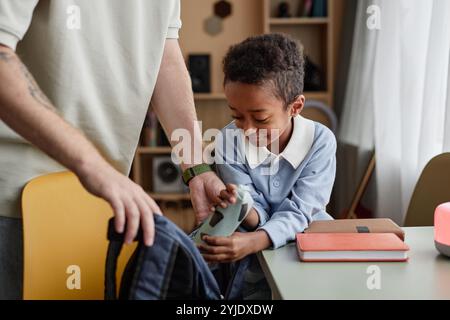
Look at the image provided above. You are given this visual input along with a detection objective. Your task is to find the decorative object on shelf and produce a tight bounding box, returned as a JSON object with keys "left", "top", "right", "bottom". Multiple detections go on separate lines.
{"left": 312, "top": 0, "right": 328, "bottom": 17}
{"left": 204, "top": 1, "right": 233, "bottom": 36}
{"left": 214, "top": 0, "right": 232, "bottom": 19}
{"left": 157, "top": 122, "right": 171, "bottom": 147}
{"left": 300, "top": 0, "right": 313, "bottom": 17}
{"left": 204, "top": 15, "right": 223, "bottom": 36}
{"left": 152, "top": 156, "right": 187, "bottom": 193}
{"left": 188, "top": 54, "right": 211, "bottom": 93}
{"left": 141, "top": 114, "right": 152, "bottom": 147}
{"left": 277, "top": 2, "right": 291, "bottom": 18}
{"left": 141, "top": 110, "right": 158, "bottom": 147}
{"left": 303, "top": 100, "right": 337, "bottom": 133}
{"left": 304, "top": 55, "right": 325, "bottom": 92}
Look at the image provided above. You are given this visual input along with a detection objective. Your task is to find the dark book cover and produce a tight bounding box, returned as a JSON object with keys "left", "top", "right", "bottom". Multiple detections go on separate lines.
{"left": 312, "top": 0, "right": 327, "bottom": 17}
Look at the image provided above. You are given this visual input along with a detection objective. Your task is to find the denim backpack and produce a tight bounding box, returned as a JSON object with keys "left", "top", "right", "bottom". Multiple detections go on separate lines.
{"left": 104, "top": 215, "right": 249, "bottom": 300}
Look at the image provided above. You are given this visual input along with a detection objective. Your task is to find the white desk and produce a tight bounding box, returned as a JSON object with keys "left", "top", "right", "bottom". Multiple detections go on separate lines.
{"left": 257, "top": 227, "right": 450, "bottom": 300}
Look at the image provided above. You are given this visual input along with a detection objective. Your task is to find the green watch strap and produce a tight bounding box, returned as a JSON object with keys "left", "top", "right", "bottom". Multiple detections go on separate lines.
{"left": 182, "top": 164, "right": 213, "bottom": 186}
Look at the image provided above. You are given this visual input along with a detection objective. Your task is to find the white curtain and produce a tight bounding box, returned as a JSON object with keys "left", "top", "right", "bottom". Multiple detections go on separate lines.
{"left": 339, "top": 0, "right": 450, "bottom": 224}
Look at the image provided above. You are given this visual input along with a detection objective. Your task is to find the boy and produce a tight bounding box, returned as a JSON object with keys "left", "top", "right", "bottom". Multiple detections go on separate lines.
{"left": 197, "top": 34, "right": 336, "bottom": 299}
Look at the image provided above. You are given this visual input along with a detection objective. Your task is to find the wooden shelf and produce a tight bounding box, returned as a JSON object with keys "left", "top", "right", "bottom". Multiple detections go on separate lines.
{"left": 137, "top": 146, "right": 172, "bottom": 155}
{"left": 269, "top": 17, "right": 329, "bottom": 25}
{"left": 304, "top": 91, "right": 330, "bottom": 101}
{"left": 148, "top": 193, "right": 191, "bottom": 201}
{"left": 194, "top": 92, "right": 329, "bottom": 102}
{"left": 264, "top": 0, "right": 336, "bottom": 111}
{"left": 194, "top": 93, "right": 227, "bottom": 100}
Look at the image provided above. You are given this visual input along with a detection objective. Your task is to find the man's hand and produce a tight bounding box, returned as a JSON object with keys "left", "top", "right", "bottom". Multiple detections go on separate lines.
{"left": 77, "top": 158, "right": 161, "bottom": 246}
{"left": 189, "top": 171, "right": 235, "bottom": 223}
{"left": 198, "top": 232, "right": 260, "bottom": 263}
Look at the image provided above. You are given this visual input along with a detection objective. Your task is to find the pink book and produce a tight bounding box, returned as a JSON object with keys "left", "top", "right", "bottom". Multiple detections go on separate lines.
{"left": 296, "top": 233, "right": 410, "bottom": 262}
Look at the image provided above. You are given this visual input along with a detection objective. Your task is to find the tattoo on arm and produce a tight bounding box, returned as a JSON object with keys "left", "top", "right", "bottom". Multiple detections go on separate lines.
{"left": 0, "top": 50, "right": 56, "bottom": 111}
{"left": 18, "top": 62, "right": 55, "bottom": 110}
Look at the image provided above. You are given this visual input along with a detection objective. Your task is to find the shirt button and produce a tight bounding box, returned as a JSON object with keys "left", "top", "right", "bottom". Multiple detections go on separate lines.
{"left": 273, "top": 179, "right": 280, "bottom": 188}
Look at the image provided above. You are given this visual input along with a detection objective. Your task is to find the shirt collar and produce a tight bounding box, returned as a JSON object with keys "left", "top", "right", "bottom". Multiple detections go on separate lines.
{"left": 244, "top": 115, "right": 316, "bottom": 170}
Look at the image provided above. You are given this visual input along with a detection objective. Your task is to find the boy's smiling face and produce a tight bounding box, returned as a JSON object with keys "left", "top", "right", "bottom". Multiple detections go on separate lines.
{"left": 224, "top": 81, "right": 304, "bottom": 152}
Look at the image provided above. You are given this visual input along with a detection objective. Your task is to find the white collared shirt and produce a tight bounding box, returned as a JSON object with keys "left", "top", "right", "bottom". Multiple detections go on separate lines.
{"left": 244, "top": 115, "right": 316, "bottom": 170}
{"left": 214, "top": 117, "right": 337, "bottom": 249}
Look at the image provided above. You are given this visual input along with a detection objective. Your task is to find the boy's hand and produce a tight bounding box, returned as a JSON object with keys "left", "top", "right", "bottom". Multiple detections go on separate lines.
{"left": 220, "top": 184, "right": 260, "bottom": 230}
{"left": 198, "top": 232, "right": 256, "bottom": 263}
{"left": 218, "top": 183, "right": 238, "bottom": 206}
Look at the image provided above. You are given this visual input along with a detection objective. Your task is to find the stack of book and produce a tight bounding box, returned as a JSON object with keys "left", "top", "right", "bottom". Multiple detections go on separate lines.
{"left": 301, "top": 0, "right": 327, "bottom": 18}
{"left": 297, "top": 219, "right": 410, "bottom": 262}
{"left": 141, "top": 110, "right": 170, "bottom": 147}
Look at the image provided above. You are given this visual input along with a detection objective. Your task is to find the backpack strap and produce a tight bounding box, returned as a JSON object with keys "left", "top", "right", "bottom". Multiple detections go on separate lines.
{"left": 105, "top": 218, "right": 144, "bottom": 300}
{"left": 104, "top": 218, "right": 125, "bottom": 300}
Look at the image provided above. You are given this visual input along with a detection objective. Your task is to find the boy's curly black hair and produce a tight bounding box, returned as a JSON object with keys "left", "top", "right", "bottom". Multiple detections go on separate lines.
{"left": 223, "top": 33, "right": 305, "bottom": 108}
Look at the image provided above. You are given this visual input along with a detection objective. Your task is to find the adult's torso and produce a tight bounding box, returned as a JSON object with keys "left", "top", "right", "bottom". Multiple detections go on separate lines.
{"left": 0, "top": 0, "right": 180, "bottom": 218}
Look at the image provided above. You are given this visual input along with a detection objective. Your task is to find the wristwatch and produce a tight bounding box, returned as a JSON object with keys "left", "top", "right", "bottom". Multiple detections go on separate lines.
{"left": 182, "top": 164, "right": 214, "bottom": 186}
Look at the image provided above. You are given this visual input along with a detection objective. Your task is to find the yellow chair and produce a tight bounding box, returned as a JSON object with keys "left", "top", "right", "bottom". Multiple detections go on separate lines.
{"left": 404, "top": 153, "right": 450, "bottom": 227}
{"left": 22, "top": 171, "right": 136, "bottom": 300}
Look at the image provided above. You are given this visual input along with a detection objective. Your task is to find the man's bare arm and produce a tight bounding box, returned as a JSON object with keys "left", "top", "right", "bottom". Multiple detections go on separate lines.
{"left": 151, "top": 40, "right": 229, "bottom": 222}
{"left": 151, "top": 40, "right": 201, "bottom": 170}
{"left": 0, "top": 45, "right": 159, "bottom": 245}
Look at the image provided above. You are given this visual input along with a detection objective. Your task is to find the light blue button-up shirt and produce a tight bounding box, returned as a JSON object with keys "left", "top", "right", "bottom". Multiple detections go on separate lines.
{"left": 214, "top": 116, "right": 336, "bottom": 249}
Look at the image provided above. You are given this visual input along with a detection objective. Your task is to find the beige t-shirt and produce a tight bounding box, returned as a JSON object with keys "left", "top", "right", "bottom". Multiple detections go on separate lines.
{"left": 0, "top": 0, "right": 182, "bottom": 218}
